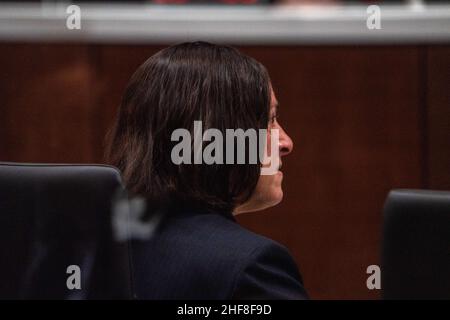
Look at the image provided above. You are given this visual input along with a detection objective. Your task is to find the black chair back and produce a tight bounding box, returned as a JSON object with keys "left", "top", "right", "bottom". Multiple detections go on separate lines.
{"left": 382, "top": 189, "right": 450, "bottom": 299}
{"left": 0, "top": 163, "right": 132, "bottom": 299}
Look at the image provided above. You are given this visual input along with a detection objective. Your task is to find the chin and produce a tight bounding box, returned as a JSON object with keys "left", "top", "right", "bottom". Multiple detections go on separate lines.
{"left": 260, "top": 173, "right": 284, "bottom": 209}
{"left": 234, "top": 174, "right": 285, "bottom": 214}
{"left": 258, "top": 187, "right": 283, "bottom": 211}
{"left": 269, "top": 188, "right": 283, "bottom": 207}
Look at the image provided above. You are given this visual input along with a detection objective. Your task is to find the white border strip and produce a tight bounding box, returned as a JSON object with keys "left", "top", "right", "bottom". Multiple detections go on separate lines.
{"left": 0, "top": 3, "right": 450, "bottom": 44}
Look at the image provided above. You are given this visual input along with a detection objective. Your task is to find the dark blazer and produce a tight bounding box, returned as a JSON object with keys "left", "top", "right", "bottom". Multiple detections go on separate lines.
{"left": 130, "top": 209, "right": 309, "bottom": 300}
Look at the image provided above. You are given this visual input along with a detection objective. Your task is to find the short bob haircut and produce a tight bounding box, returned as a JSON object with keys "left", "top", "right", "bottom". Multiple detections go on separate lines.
{"left": 105, "top": 41, "right": 271, "bottom": 214}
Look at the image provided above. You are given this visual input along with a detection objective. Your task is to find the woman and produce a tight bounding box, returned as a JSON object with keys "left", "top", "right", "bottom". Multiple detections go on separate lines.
{"left": 106, "top": 42, "right": 308, "bottom": 300}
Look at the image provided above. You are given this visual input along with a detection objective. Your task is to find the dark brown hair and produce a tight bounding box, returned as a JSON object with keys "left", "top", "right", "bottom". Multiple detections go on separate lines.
{"left": 105, "top": 42, "right": 270, "bottom": 214}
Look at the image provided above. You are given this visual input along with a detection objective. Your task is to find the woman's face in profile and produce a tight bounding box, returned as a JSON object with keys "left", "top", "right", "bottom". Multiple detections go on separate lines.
{"left": 234, "top": 89, "right": 294, "bottom": 215}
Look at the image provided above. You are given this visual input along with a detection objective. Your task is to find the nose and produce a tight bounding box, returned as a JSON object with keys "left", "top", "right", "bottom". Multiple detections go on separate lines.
{"left": 278, "top": 126, "right": 293, "bottom": 157}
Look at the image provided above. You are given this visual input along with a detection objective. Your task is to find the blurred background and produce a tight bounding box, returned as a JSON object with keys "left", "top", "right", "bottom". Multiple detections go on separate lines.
{"left": 0, "top": 0, "right": 449, "bottom": 299}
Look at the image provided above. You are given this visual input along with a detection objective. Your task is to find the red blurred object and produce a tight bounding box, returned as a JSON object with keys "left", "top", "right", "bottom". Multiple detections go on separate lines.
{"left": 153, "top": 0, "right": 189, "bottom": 4}
{"left": 152, "top": 0, "right": 260, "bottom": 4}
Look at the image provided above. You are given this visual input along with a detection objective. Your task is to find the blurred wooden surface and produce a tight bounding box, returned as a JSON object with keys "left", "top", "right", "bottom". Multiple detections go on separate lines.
{"left": 0, "top": 43, "right": 448, "bottom": 299}
{"left": 426, "top": 46, "right": 450, "bottom": 190}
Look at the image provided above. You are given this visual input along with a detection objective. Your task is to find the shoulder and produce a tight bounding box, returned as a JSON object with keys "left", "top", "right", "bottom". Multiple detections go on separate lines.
{"left": 231, "top": 237, "right": 309, "bottom": 300}
{"left": 131, "top": 211, "right": 308, "bottom": 299}
{"left": 172, "top": 212, "right": 309, "bottom": 299}
{"left": 193, "top": 214, "right": 309, "bottom": 299}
